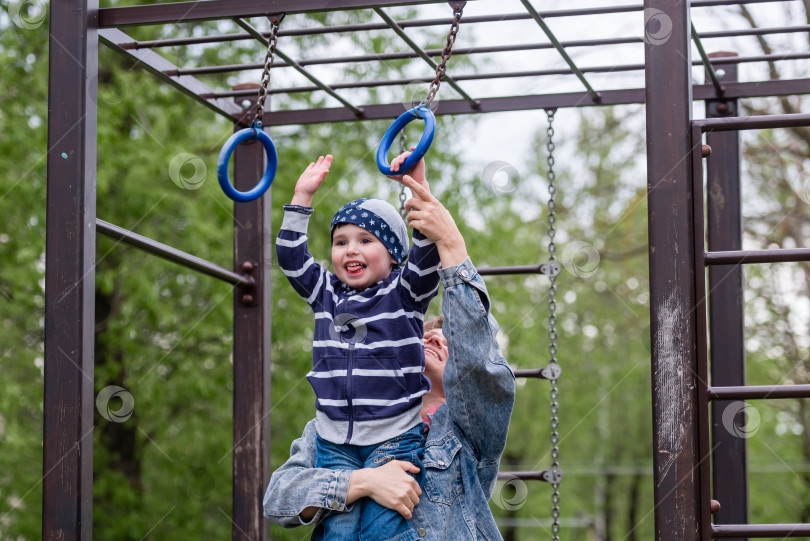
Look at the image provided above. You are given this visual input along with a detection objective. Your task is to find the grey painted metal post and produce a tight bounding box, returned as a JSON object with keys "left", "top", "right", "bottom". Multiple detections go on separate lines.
{"left": 231, "top": 85, "right": 272, "bottom": 541}
{"left": 643, "top": 1, "right": 704, "bottom": 539}
{"left": 705, "top": 53, "right": 748, "bottom": 539}
{"left": 43, "top": 0, "right": 98, "bottom": 539}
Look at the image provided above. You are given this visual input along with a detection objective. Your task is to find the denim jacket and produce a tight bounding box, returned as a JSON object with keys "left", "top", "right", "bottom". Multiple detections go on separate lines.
{"left": 263, "top": 258, "right": 516, "bottom": 540}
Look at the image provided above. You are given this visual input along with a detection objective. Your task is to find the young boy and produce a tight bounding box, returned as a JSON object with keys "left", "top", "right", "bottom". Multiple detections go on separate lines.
{"left": 276, "top": 154, "right": 441, "bottom": 541}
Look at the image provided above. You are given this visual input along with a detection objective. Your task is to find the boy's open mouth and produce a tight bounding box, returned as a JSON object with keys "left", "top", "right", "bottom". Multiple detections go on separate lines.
{"left": 345, "top": 261, "right": 366, "bottom": 276}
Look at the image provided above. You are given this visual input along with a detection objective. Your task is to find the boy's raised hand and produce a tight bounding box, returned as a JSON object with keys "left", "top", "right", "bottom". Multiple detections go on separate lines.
{"left": 387, "top": 148, "right": 427, "bottom": 191}
{"left": 291, "top": 155, "right": 332, "bottom": 207}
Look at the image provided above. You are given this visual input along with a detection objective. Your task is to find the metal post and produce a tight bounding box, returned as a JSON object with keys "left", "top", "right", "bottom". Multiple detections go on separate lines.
{"left": 43, "top": 0, "right": 98, "bottom": 539}
{"left": 705, "top": 52, "right": 748, "bottom": 540}
{"left": 643, "top": 1, "right": 704, "bottom": 539}
{"left": 231, "top": 84, "right": 272, "bottom": 541}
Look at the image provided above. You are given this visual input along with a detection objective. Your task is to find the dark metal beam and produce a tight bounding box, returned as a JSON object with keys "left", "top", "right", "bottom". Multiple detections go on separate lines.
{"left": 704, "top": 53, "right": 747, "bottom": 541}
{"left": 43, "top": 0, "right": 98, "bottom": 538}
{"left": 230, "top": 87, "right": 272, "bottom": 541}
{"left": 99, "top": 28, "right": 241, "bottom": 121}
{"left": 99, "top": 0, "right": 458, "bottom": 27}
{"left": 644, "top": 0, "right": 704, "bottom": 538}
{"left": 691, "top": 94, "right": 715, "bottom": 541}
{"left": 95, "top": 219, "right": 253, "bottom": 286}
{"left": 258, "top": 88, "right": 638, "bottom": 125}
{"left": 247, "top": 78, "right": 810, "bottom": 126}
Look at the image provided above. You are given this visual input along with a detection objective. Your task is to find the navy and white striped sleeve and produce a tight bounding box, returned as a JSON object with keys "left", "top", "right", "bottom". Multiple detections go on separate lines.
{"left": 276, "top": 205, "right": 327, "bottom": 307}
{"left": 398, "top": 229, "right": 441, "bottom": 311}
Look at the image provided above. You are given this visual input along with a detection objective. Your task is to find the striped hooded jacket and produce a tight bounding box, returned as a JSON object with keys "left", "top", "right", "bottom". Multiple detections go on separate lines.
{"left": 277, "top": 204, "right": 441, "bottom": 446}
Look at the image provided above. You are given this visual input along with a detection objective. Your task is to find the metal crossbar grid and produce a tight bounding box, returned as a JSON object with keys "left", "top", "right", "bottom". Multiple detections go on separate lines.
{"left": 96, "top": 0, "right": 810, "bottom": 127}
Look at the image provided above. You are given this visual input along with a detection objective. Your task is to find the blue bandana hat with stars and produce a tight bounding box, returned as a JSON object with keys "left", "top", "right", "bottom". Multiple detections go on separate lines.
{"left": 330, "top": 198, "right": 410, "bottom": 266}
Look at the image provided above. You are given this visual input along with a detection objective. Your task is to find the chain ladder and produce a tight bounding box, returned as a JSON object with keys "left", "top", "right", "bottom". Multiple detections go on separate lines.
{"left": 545, "top": 108, "right": 562, "bottom": 541}
{"left": 398, "top": 131, "right": 409, "bottom": 219}
{"left": 420, "top": 4, "right": 464, "bottom": 108}
{"left": 254, "top": 18, "right": 281, "bottom": 128}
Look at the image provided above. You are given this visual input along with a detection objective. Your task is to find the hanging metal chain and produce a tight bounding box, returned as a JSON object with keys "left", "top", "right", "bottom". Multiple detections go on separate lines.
{"left": 420, "top": 4, "right": 464, "bottom": 108}
{"left": 545, "top": 108, "right": 562, "bottom": 541}
{"left": 254, "top": 18, "right": 281, "bottom": 128}
{"left": 398, "top": 131, "right": 409, "bottom": 219}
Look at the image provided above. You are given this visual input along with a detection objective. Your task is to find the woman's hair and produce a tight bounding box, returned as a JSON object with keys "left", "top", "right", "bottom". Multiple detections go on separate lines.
{"left": 424, "top": 315, "right": 444, "bottom": 332}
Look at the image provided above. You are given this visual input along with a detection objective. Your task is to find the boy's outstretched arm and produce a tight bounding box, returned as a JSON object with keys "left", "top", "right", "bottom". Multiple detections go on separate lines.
{"left": 290, "top": 154, "right": 333, "bottom": 207}
{"left": 276, "top": 155, "right": 333, "bottom": 306}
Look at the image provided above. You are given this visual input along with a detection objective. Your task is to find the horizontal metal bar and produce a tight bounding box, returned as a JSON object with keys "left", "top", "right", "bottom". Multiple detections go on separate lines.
{"left": 96, "top": 219, "right": 253, "bottom": 286}
{"left": 99, "top": 28, "right": 241, "bottom": 121}
{"left": 696, "top": 112, "right": 810, "bottom": 132}
{"left": 708, "top": 384, "right": 810, "bottom": 400}
{"left": 497, "top": 471, "right": 550, "bottom": 482}
{"left": 253, "top": 78, "right": 810, "bottom": 126}
{"left": 477, "top": 264, "right": 547, "bottom": 276}
{"left": 512, "top": 368, "right": 551, "bottom": 378}
{"left": 705, "top": 247, "right": 810, "bottom": 265}
{"left": 713, "top": 523, "right": 810, "bottom": 537}
{"left": 98, "top": 0, "right": 787, "bottom": 29}
{"left": 99, "top": 0, "right": 456, "bottom": 28}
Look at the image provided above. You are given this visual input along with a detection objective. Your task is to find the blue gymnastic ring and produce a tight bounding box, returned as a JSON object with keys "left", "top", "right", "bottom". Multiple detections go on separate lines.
{"left": 376, "top": 106, "right": 436, "bottom": 176}
{"left": 217, "top": 123, "right": 278, "bottom": 202}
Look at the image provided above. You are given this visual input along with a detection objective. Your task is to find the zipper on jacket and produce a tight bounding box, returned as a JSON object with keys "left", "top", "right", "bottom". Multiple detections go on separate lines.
{"left": 345, "top": 344, "right": 355, "bottom": 444}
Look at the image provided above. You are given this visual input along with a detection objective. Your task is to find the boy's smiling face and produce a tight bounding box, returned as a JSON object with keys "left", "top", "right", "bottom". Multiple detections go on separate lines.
{"left": 331, "top": 223, "right": 396, "bottom": 290}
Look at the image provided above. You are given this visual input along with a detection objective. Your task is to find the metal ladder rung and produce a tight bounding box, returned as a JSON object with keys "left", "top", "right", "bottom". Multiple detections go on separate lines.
{"left": 708, "top": 384, "right": 810, "bottom": 400}
{"left": 713, "top": 523, "right": 810, "bottom": 537}
{"left": 497, "top": 470, "right": 561, "bottom": 483}
{"left": 512, "top": 368, "right": 555, "bottom": 379}
{"left": 705, "top": 248, "right": 810, "bottom": 265}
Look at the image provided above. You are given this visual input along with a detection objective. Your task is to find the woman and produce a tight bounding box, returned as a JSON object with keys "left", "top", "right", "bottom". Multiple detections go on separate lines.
{"left": 263, "top": 174, "right": 516, "bottom": 540}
